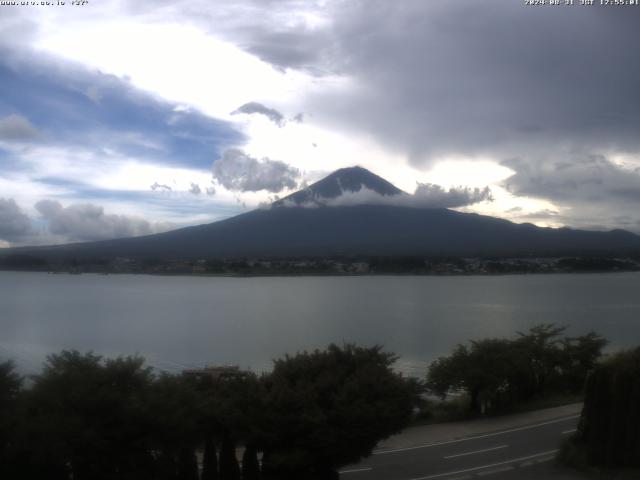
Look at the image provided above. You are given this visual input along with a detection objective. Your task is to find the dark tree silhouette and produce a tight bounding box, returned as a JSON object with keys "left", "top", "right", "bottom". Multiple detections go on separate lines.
{"left": 219, "top": 433, "right": 241, "bottom": 480}
{"left": 260, "top": 344, "right": 419, "bottom": 479}
{"left": 201, "top": 436, "right": 219, "bottom": 480}
{"left": 575, "top": 347, "right": 640, "bottom": 467}
{"left": 559, "top": 332, "right": 608, "bottom": 393}
{"left": 1, "top": 344, "right": 418, "bottom": 479}
{"left": 198, "top": 371, "right": 265, "bottom": 480}
{"left": 22, "top": 351, "right": 156, "bottom": 480}
{"left": 177, "top": 447, "right": 199, "bottom": 480}
{"left": 148, "top": 373, "right": 202, "bottom": 479}
{"left": 427, "top": 339, "right": 518, "bottom": 413}
{"left": 0, "top": 361, "right": 22, "bottom": 478}
{"left": 427, "top": 325, "right": 607, "bottom": 414}
{"left": 241, "top": 443, "right": 260, "bottom": 480}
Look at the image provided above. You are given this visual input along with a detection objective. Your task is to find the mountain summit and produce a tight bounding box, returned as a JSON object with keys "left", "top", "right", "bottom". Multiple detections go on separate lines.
{"left": 275, "top": 166, "right": 404, "bottom": 206}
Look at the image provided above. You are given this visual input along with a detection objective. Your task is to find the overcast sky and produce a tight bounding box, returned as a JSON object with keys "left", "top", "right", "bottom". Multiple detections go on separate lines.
{"left": 1, "top": 0, "right": 640, "bottom": 246}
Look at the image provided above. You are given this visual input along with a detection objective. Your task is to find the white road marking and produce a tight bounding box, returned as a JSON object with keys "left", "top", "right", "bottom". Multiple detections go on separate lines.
{"left": 373, "top": 415, "right": 579, "bottom": 455}
{"left": 444, "top": 445, "right": 508, "bottom": 459}
{"left": 561, "top": 428, "right": 577, "bottom": 435}
{"left": 476, "top": 465, "right": 514, "bottom": 476}
{"left": 408, "top": 449, "right": 559, "bottom": 480}
{"left": 339, "top": 467, "right": 373, "bottom": 474}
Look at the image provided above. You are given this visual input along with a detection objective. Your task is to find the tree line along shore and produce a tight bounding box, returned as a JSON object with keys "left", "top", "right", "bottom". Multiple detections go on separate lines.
{"left": 2, "top": 253, "right": 640, "bottom": 276}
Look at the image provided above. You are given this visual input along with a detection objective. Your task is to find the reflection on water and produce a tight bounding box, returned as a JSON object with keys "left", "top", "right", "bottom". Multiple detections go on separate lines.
{"left": 1, "top": 271, "right": 639, "bottom": 376}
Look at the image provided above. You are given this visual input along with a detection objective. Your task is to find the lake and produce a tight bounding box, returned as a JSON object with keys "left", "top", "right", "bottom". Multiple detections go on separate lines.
{"left": 1, "top": 271, "right": 639, "bottom": 377}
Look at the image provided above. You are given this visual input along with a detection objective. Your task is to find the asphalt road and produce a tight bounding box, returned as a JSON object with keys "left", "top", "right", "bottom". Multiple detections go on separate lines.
{"left": 339, "top": 414, "right": 580, "bottom": 480}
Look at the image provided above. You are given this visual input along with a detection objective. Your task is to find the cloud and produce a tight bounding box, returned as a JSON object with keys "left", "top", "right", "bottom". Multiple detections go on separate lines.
{"left": 0, "top": 114, "right": 39, "bottom": 141}
{"left": 413, "top": 183, "right": 493, "bottom": 209}
{"left": 503, "top": 155, "right": 640, "bottom": 204}
{"left": 116, "top": 1, "right": 334, "bottom": 74}
{"left": 278, "top": 184, "right": 492, "bottom": 209}
{"left": 7, "top": 0, "right": 640, "bottom": 233}
{"left": 212, "top": 148, "right": 300, "bottom": 193}
{"left": 151, "top": 182, "right": 172, "bottom": 192}
{"left": 291, "top": 2, "right": 640, "bottom": 162}
{"left": 231, "top": 102, "right": 286, "bottom": 127}
{"left": 127, "top": 1, "right": 640, "bottom": 228}
{"left": 35, "top": 199, "right": 171, "bottom": 242}
{"left": 499, "top": 154, "right": 640, "bottom": 232}
{"left": 189, "top": 182, "right": 201, "bottom": 195}
{"left": 0, "top": 51, "right": 245, "bottom": 170}
{"left": 0, "top": 198, "right": 33, "bottom": 242}
{"left": 514, "top": 209, "right": 560, "bottom": 220}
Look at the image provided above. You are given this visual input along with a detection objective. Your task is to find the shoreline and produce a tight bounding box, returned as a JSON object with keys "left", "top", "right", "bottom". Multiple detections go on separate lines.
{"left": 1, "top": 268, "right": 639, "bottom": 278}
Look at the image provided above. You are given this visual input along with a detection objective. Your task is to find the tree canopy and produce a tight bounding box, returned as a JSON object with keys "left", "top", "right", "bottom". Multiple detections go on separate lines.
{"left": 261, "top": 344, "right": 420, "bottom": 478}
{"left": 0, "top": 344, "right": 420, "bottom": 480}
{"left": 427, "top": 324, "right": 606, "bottom": 413}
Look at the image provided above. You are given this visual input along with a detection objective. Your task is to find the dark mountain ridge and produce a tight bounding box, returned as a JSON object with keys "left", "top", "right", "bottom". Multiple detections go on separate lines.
{"left": 2, "top": 167, "right": 640, "bottom": 261}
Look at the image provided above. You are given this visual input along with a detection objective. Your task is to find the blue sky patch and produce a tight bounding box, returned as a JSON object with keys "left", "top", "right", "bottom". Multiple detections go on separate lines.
{"left": 0, "top": 55, "right": 246, "bottom": 170}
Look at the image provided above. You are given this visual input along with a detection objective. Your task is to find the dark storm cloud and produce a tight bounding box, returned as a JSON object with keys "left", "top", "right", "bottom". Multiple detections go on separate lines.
{"left": 503, "top": 155, "right": 640, "bottom": 203}
{"left": 232, "top": 102, "right": 285, "bottom": 127}
{"left": 308, "top": 1, "right": 640, "bottom": 163}
{"left": 0, "top": 198, "right": 33, "bottom": 242}
{"left": 35, "top": 199, "right": 170, "bottom": 242}
{"left": 212, "top": 149, "right": 300, "bottom": 193}
{"left": 242, "top": 28, "right": 333, "bottom": 74}
{"left": 126, "top": 0, "right": 640, "bottom": 163}
{"left": 502, "top": 154, "right": 640, "bottom": 233}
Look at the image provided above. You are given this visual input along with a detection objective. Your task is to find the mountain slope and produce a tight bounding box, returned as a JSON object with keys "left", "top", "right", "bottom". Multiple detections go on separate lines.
{"left": 2, "top": 167, "right": 640, "bottom": 260}
{"left": 5, "top": 205, "right": 640, "bottom": 260}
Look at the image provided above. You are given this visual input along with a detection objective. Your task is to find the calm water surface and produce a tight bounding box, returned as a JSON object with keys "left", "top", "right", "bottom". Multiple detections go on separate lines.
{"left": 2, "top": 271, "right": 639, "bottom": 376}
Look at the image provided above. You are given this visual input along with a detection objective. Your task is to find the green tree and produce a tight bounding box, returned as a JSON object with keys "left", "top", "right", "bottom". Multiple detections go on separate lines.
{"left": 513, "top": 324, "right": 566, "bottom": 399}
{"left": 22, "top": 351, "right": 156, "bottom": 480}
{"left": 260, "top": 344, "right": 419, "bottom": 479}
{"left": 148, "top": 373, "right": 203, "bottom": 480}
{"left": 427, "top": 340, "right": 519, "bottom": 413}
{"left": 560, "top": 332, "right": 608, "bottom": 393}
{"left": 193, "top": 371, "right": 265, "bottom": 480}
{"left": 427, "top": 325, "right": 606, "bottom": 414}
{"left": 426, "top": 344, "right": 468, "bottom": 399}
